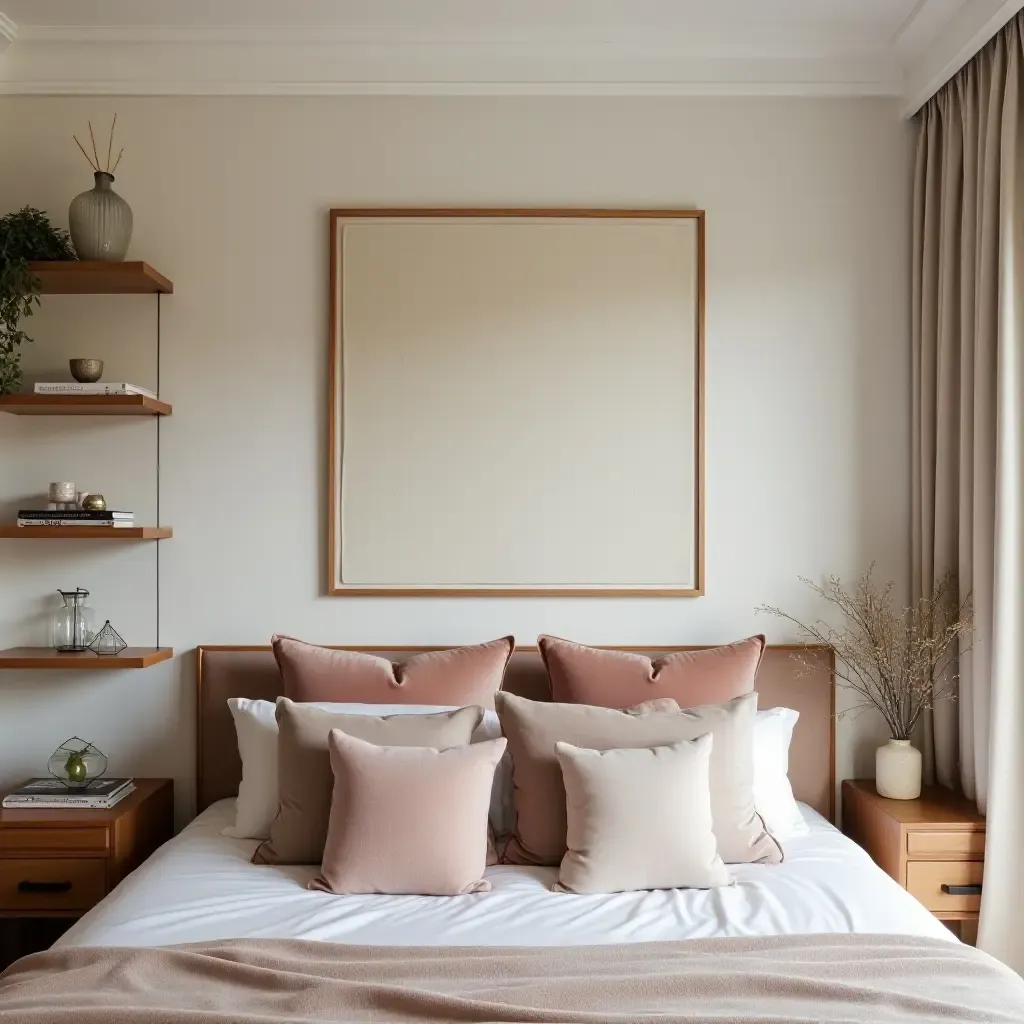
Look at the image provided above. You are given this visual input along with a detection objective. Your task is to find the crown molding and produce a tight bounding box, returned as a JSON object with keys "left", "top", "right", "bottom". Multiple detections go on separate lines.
{"left": 901, "top": 0, "right": 1023, "bottom": 115}
{"left": 0, "top": 22, "right": 903, "bottom": 99}
{"left": 1, "top": 5, "right": 1016, "bottom": 107}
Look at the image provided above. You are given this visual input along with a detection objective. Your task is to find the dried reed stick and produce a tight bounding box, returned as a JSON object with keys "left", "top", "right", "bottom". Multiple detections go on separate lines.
{"left": 73, "top": 134, "right": 98, "bottom": 171}
{"left": 87, "top": 121, "right": 100, "bottom": 170}
{"left": 111, "top": 147, "right": 124, "bottom": 174}
{"left": 105, "top": 114, "right": 117, "bottom": 173}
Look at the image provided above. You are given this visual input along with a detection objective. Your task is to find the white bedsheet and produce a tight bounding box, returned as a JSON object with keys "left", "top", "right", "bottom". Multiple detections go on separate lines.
{"left": 59, "top": 800, "right": 954, "bottom": 949}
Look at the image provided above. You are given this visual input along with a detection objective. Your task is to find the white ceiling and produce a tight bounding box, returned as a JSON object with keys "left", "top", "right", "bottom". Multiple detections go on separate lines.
{"left": 0, "top": 0, "right": 1020, "bottom": 114}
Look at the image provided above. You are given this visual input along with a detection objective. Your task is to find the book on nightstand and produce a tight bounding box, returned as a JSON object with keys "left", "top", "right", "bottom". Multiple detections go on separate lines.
{"left": 2, "top": 777, "right": 135, "bottom": 809}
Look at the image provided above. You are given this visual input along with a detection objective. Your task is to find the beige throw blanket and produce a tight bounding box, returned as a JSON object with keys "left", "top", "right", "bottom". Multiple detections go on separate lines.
{"left": 2, "top": 934, "right": 1023, "bottom": 1023}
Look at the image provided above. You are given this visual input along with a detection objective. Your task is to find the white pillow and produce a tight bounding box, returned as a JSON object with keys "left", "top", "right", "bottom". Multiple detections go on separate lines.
{"left": 752, "top": 707, "right": 808, "bottom": 838}
{"left": 224, "top": 698, "right": 803, "bottom": 842}
{"left": 222, "top": 699, "right": 511, "bottom": 841}
{"left": 222, "top": 698, "right": 278, "bottom": 839}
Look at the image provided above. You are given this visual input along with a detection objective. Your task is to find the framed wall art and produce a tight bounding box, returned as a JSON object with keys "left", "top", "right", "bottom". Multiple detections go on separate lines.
{"left": 328, "top": 208, "right": 705, "bottom": 596}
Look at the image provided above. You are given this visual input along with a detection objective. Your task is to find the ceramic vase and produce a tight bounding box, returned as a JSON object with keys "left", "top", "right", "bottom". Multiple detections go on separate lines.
{"left": 875, "top": 738, "right": 922, "bottom": 800}
{"left": 69, "top": 171, "right": 133, "bottom": 261}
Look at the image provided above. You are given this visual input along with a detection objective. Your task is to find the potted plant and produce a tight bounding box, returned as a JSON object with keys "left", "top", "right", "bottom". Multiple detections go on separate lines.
{"left": 0, "top": 207, "right": 77, "bottom": 395}
{"left": 760, "top": 569, "right": 974, "bottom": 799}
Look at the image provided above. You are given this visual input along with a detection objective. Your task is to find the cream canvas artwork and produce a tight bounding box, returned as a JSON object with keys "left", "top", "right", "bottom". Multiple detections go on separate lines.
{"left": 329, "top": 211, "right": 704, "bottom": 595}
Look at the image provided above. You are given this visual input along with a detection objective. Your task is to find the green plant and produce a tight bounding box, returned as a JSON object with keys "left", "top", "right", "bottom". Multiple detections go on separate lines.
{"left": 0, "top": 207, "right": 77, "bottom": 394}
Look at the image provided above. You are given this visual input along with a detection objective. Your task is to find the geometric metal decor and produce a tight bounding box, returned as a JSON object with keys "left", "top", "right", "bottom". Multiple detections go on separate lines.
{"left": 88, "top": 619, "right": 128, "bottom": 656}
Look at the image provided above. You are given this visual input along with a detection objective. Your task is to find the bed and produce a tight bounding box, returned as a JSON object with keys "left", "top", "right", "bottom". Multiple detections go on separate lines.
{"left": 3, "top": 644, "right": 1024, "bottom": 1022}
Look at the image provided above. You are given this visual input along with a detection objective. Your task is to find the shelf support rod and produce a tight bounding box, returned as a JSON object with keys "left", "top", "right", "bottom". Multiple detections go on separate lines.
{"left": 155, "top": 293, "right": 161, "bottom": 650}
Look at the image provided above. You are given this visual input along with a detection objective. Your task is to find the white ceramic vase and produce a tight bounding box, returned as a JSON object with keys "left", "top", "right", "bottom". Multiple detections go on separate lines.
{"left": 875, "top": 738, "right": 922, "bottom": 800}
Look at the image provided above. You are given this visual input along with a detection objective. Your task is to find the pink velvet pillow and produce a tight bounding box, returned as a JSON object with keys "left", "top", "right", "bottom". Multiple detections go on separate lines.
{"left": 273, "top": 635, "right": 514, "bottom": 710}
{"left": 538, "top": 635, "right": 766, "bottom": 709}
{"left": 311, "top": 731, "right": 507, "bottom": 896}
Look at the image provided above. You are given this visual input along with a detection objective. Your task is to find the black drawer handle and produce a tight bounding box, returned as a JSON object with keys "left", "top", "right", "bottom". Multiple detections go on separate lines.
{"left": 17, "top": 880, "right": 72, "bottom": 894}
{"left": 941, "top": 883, "right": 982, "bottom": 896}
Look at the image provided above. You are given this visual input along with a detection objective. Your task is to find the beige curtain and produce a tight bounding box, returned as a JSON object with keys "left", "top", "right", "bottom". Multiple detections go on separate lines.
{"left": 912, "top": 13, "right": 1024, "bottom": 969}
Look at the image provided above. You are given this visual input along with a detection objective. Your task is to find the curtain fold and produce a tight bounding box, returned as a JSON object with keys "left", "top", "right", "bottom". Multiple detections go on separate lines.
{"left": 912, "top": 13, "right": 1024, "bottom": 970}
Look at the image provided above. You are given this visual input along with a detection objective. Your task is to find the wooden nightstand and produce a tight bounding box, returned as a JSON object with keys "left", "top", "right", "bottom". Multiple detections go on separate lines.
{"left": 842, "top": 779, "right": 985, "bottom": 943}
{"left": 0, "top": 778, "right": 173, "bottom": 966}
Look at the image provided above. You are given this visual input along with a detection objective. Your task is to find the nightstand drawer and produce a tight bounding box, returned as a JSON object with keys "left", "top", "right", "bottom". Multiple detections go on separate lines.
{"left": 0, "top": 827, "right": 109, "bottom": 855}
{"left": 906, "top": 860, "right": 983, "bottom": 913}
{"left": 0, "top": 859, "right": 106, "bottom": 912}
{"left": 907, "top": 830, "right": 984, "bottom": 859}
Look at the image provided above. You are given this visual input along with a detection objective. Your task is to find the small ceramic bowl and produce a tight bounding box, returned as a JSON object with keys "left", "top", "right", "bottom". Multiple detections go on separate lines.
{"left": 70, "top": 358, "right": 104, "bottom": 383}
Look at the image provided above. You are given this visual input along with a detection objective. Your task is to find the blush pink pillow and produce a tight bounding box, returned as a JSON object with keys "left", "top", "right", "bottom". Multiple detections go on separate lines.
{"left": 273, "top": 635, "right": 514, "bottom": 710}
{"left": 311, "top": 731, "right": 506, "bottom": 896}
{"left": 538, "top": 635, "right": 766, "bottom": 709}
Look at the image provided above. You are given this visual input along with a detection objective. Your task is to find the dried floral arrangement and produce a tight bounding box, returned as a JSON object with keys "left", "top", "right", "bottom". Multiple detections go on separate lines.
{"left": 759, "top": 568, "right": 974, "bottom": 740}
{"left": 74, "top": 115, "right": 123, "bottom": 176}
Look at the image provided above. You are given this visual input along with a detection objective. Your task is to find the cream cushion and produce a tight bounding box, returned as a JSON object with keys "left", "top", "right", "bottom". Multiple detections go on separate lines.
{"left": 555, "top": 736, "right": 732, "bottom": 893}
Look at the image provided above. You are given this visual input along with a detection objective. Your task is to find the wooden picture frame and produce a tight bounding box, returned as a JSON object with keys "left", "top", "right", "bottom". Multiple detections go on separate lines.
{"left": 328, "top": 208, "right": 706, "bottom": 597}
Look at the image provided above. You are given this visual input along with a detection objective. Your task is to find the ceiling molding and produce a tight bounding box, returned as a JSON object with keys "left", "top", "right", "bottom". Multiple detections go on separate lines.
{"left": 901, "top": 0, "right": 1023, "bottom": 115}
{"left": 0, "top": 3, "right": 1017, "bottom": 109}
{"left": 0, "top": 15, "right": 903, "bottom": 99}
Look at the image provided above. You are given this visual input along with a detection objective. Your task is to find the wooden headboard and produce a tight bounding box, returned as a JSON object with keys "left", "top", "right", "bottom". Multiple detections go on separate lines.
{"left": 195, "top": 644, "right": 836, "bottom": 821}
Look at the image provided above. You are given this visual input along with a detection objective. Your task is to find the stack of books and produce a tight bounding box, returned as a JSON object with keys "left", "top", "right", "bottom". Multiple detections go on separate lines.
{"left": 33, "top": 382, "right": 157, "bottom": 400}
{"left": 17, "top": 509, "right": 134, "bottom": 528}
{"left": 2, "top": 777, "right": 135, "bottom": 809}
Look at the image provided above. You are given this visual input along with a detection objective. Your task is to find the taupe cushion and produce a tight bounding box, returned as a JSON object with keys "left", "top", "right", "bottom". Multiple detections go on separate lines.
{"left": 311, "top": 732, "right": 506, "bottom": 896}
{"left": 254, "top": 699, "right": 483, "bottom": 865}
{"left": 555, "top": 736, "right": 732, "bottom": 893}
{"left": 496, "top": 691, "right": 780, "bottom": 866}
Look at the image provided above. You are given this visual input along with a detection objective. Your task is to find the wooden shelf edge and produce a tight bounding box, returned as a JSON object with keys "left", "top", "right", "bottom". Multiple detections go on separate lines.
{"left": 0, "top": 647, "right": 174, "bottom": 669}
{"left": 0, "top": 394, "right": 171, "bottom": 417}
{"left": 0, "top": 526, "right": 172, "bottom": 540}
{"left": 27, "top": 261, "right": 173, "bottom": 295}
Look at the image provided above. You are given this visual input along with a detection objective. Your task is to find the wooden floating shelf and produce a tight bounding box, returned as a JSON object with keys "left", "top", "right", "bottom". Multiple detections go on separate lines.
{"left": 0, "top": 394, "right": 171, "bottom": 417}
{"left": 0, "top": 647, "right": 173, "bottom": 670}
{"left": 0, "top": 526, "right": 172, "bottom": 540}
{"left": 28, "top": 261, "right": 173, "bottom": 295}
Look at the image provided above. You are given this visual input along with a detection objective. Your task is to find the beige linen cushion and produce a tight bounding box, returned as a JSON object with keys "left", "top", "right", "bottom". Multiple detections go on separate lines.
{"left": 538, "top": 634, "right": 765, "bottom": 709}
{"left": 496, "top": 691, "right": 780, "bottom": 867}
{"left": 554, "top": 736, "right": 732, "bottom": 893}
{"left": 254, "top": 700, "right": 483, "bottom": 865}
{"left": 312, "top": 732, "right": 507, "bottom": 896}
{"left": 273, "top": 635, "right": 514, "bottom": 709}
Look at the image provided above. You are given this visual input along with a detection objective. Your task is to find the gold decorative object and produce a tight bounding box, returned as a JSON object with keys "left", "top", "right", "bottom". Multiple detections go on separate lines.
{"left": 82, "top": 493, "right": 107, "bottom": 511}
{"left": 69, "top": 358, "right": 104, "bottom": 383}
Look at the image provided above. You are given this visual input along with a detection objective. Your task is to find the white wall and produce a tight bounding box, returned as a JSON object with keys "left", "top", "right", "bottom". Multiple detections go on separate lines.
{"left": 0, "top": 97, "right": 913, "bottom": 824}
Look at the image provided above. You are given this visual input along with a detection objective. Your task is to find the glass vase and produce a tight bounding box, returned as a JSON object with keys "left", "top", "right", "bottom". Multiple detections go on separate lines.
{"left": 52, "top": 588, "right": 96, "bottom": 652}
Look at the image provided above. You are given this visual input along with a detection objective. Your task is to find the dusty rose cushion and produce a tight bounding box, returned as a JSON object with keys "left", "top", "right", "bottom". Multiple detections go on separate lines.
{"left": 254, "top": 700, "right": 482, "bottom": 865}
{"left": 312, "top": 731, "right": 507, "bottom": 896}
{"left": 538, "top": 634, "right": 766, "bottom": 709}
{"left": 273, "top": 635, "right": 514, "bottom": 709}
{"left": 555, "top": 736, "right": 732, "bottom": 894}
{"left": 496, "top": 691, "right": 780, "bottom": 867}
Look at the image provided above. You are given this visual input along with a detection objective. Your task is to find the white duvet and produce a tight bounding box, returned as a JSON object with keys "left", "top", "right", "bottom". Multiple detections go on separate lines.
{"left": 58, "top": 800, "right": 953, "bottom": 949}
